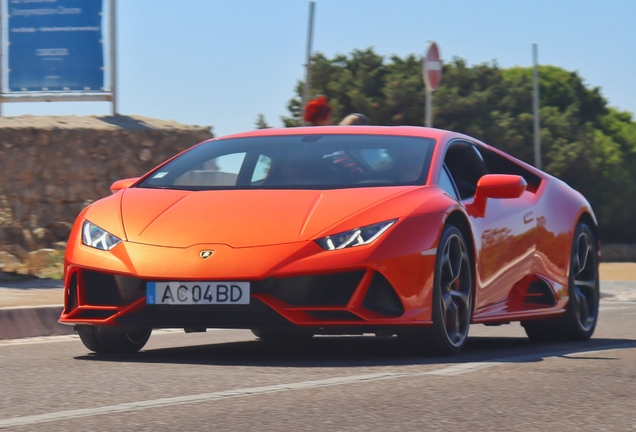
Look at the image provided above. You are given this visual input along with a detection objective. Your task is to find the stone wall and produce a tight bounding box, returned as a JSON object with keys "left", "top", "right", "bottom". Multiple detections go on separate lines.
{"left": 0, "top": 115, "right": 213, "bottom": 254}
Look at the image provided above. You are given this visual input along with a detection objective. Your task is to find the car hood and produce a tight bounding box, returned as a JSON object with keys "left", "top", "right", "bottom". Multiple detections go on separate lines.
{"left": 117, "top": 187, "right": 415, "bottom": 248}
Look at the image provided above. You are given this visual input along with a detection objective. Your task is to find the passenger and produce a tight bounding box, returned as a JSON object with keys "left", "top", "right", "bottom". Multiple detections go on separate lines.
{"left": 339, "top": 113, "right": 369, "bottom": 125}
{"left": 304, "top": 96, "right": 332, "bottom": 126}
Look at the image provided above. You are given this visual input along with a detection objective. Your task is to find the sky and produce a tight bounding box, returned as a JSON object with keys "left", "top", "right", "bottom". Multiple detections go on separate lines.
{"left": 2, "top": 0, "right": 635, "bottom": 137}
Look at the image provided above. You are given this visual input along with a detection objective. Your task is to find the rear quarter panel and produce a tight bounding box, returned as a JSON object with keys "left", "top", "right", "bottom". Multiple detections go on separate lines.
{"left": 533, "top": 176, "right": 597, "bottom": 286}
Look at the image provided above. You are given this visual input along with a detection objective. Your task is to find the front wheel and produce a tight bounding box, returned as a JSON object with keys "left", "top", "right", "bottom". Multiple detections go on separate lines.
{"left": 400, "top": 225, "right": 474, "bottom": 355}
{"left": 523, "top": 222, "right": 599, "bottom": 342}
{"left": 77, "top": 326, "right": 152, "bottom": 354}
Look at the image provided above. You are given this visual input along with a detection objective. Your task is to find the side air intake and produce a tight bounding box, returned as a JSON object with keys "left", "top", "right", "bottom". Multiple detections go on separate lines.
{"left": 524, "top": 279, "right": 557, "bottom": 306}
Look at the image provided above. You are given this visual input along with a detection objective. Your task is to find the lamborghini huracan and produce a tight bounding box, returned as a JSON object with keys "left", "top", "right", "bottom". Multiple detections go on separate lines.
{"left": 59, "top": 126, "right": 600, "bottom": 356}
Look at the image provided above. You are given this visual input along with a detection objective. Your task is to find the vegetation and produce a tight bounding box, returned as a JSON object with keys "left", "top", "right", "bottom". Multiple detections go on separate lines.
{"left": 254, "top": 114, "right": 272, "bottom": 129}
{"left": 283, "top": 48, "right": 636, "bottom": 242}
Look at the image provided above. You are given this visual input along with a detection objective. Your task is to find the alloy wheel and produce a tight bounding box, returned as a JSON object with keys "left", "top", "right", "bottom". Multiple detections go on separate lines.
{"left": 439, "top": 233, "right": 472, "bottom": 347}
{"left": 572, "top": 231, "right": 598, "bottom": 332}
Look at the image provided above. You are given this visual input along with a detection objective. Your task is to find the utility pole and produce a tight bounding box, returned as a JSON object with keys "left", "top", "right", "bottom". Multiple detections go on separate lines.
{"left": 302, "top": 1, "right": 315, "bottom": 123}
{"left": 533, "top": 43, "right": 541, "bottom": 169}
{"left": 110, "top": 0, "right": 117, "bottom": 116}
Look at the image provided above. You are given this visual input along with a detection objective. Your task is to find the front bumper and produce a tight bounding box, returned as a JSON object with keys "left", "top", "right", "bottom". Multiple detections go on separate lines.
{"left": 60, "top": 216, "right": 440, "bottom": 329}
{"left": 59, "top": 266, "right": 432, "bottom": 329}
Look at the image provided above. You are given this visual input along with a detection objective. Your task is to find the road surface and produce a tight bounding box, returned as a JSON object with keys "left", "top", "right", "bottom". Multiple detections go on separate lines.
{"left": 1, "top": 294, "right": 635, "bottom": 431}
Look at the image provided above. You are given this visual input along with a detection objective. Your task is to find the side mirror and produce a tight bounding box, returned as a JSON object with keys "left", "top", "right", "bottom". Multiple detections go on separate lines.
{"left": 110, "top": 177, "right": 140, "bottom": 193}
{"left": 467, "top": 174, "right": 527, "bottom": 218}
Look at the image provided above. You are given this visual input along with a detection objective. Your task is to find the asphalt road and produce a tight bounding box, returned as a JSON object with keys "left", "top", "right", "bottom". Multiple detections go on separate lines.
{"left": 1, "top": 297, "right": 635, "bottom": 431}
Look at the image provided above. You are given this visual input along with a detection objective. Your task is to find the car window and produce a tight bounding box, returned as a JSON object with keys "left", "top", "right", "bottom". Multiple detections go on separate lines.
{"left": 474, "top": 145, "right": 542, "bottom": 193}
{"left": 357, "top": 149, "right": 393, "bottom": 171}
{"left": 251, "top": 155, "right": 272, "bottom": 184}
{"left": 439, "top": 165, "right": 459, "bottom": 200}
{"left": 443, "top": 141, "right": 489, "bottom": 200}
{"left": 172, "top": 152, "right": 246, "bottom": 187}
{"left": 139, "top": 135, "right": 435, "bottom": 191}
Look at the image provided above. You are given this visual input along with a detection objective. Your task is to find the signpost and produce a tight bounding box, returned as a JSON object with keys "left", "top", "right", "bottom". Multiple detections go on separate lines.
{"left": 0, "top": 0, "right": 117, "bottom": 115}
{"left": 532, "top": 43, "right": 541, "bottom": 169}
{"left": 303, "top": 0, "right": 316, "bottom": 125}
{"left": 423, "top": 41, "right": 442, "bottom": 127}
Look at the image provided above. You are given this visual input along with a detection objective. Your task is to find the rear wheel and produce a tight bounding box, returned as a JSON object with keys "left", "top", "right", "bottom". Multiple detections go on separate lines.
{"left": 523, "top": 222, "right": 599, "bottom": 341}
{"left": 77, "top": 326, "right": 152, "bottom": 354}
{"left": 400, "top": 225, "right": 473, "bottom": 355}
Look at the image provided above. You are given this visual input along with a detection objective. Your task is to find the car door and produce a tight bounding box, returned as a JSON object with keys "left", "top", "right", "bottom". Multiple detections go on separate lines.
{"left": 444, "top": 141, "right": 537, "bottom": 311}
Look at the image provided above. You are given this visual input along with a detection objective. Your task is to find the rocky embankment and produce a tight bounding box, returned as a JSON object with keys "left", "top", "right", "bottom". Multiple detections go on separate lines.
{"left": 0, "top": 114, "right": 213, "bottom": 261}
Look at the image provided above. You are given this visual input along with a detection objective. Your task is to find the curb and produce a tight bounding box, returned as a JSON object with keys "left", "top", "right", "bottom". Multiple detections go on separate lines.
{"left": 0, "top": 306, "right": 74, "bottom": 340}
{"left": 0, "top": 281, "right": 635, "bottom": 341}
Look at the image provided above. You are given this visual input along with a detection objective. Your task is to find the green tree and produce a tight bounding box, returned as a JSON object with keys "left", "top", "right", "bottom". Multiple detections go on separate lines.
{"left": 282, "top": 48, "right": 403, "bottom": 126}
{"left": 254, "top": 114, "right": 272, "bottom": 129}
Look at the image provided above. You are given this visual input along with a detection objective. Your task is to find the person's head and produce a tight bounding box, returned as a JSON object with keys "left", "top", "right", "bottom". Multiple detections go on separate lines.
{"left": 304, "top": 96, "right": 332, "bottom": 126}
{"left": 339, "top": 113, "right": 369, "bottom": 125}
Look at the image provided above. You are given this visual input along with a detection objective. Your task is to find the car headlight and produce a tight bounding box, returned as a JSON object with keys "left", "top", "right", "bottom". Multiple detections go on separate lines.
{"left": 82, "top": 221, "right": 122, "bottom": 251}
{"left": 315, "top": 219, "right": 397, "bottom": 251}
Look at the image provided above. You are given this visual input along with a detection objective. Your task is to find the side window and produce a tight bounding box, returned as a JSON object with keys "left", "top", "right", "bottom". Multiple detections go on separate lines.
{"left": 251, "top": 155, "right": 272, "bottom": 184}
{"left": 443, "top": 142, "right": 489, "bottom": 200}
{"left": 439, "top": 165, "right": 459, "bottom": 200}
{"left": 174, "top": 152, "right": 246, "bottom": 186}
{"left": 475, "top": 145, "right": 542, "bottom": 193}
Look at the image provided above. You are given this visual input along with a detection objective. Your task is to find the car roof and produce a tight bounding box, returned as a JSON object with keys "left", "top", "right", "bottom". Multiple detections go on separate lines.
{"left": 215, "top": 125, "right": 460, "bottom": 142}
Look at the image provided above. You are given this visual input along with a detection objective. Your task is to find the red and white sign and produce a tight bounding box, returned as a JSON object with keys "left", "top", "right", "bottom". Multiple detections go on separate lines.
{"left": 423, "top": 41, "right": 442, "bottom": 91}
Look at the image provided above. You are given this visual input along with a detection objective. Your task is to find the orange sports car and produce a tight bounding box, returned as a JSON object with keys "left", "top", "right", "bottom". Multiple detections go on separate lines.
{"left": 60, "top": 126, "right": 600, "bottom": 356}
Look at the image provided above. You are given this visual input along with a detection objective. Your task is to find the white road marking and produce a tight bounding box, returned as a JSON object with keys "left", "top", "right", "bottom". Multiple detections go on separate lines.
{"left": 0, "top": 342, "right": 634, "bottom": 428}
{"left": 0, "top": 334, "right": 79, "bottom": 346}
{"left": 420, "top": 362, "right": 504, "bottom": 376}
{"left": 600, "top": 301, "right": 636, "bottom": 305}
{"left": 0, "top": 373, "right": 408, "bottom": 428}
{"left": 599, "top": 306, "right": 634, "bottom": 311}
{"left": 0, "top": 329, "right": 183, "bottom": 347}
{"left": 0, "top": 304, "right": 61, "bottom": 310}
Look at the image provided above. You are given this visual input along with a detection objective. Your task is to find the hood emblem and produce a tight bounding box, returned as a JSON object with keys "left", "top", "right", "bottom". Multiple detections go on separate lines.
{"left": 199, "top": 250, "right": 215, "bottom": 259}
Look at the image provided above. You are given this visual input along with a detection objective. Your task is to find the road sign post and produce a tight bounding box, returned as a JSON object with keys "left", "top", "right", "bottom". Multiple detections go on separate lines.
{"left": 423, "top": 41, "right": 442, "bottom": 128}
{"left": 532, "top": 43, "right": 541, "bottom": 169}
{"left": 302, "top": 1, "right": 316, "bottom": 124}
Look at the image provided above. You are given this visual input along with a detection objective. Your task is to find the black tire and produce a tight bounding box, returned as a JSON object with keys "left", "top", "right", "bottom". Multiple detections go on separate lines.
{"left": 400, "top": 225, "right": 474, "bottom": 356}
{"left": 523, "top": 222, "right": 599, "bottom": 342}
{"left": 77, "top": 326, "right": 152, "bottom": 354}
{"left": 251, "top": 328, "right": 314, "bottom": 342}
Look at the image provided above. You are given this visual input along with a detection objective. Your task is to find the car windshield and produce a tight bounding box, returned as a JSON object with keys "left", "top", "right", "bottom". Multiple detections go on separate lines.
{"left": 137, "top": 134, "right": 435, "bottom": 190}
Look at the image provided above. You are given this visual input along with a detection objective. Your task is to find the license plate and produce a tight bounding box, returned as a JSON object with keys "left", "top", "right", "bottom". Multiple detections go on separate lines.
{"left": 146, "top": 282, "right": 250, "bottom": 305}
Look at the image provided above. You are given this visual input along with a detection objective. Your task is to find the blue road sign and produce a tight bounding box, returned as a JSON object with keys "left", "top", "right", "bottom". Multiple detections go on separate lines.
{"left": 8, "top": 0, "right": 104, "bottom": 92}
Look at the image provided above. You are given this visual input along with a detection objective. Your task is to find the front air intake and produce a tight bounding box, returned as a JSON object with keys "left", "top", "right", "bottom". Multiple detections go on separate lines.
{"left": 362, "top": 273, "right": 404, "bottom": 317}
{"left": 261, "top": 271, "right": 364, "bottom": 307}
{"left": 82, "top": 270, "right": 144, "bottom": 306}
{"left": 64, "top": 272, "right": 78, "bottom": 314}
